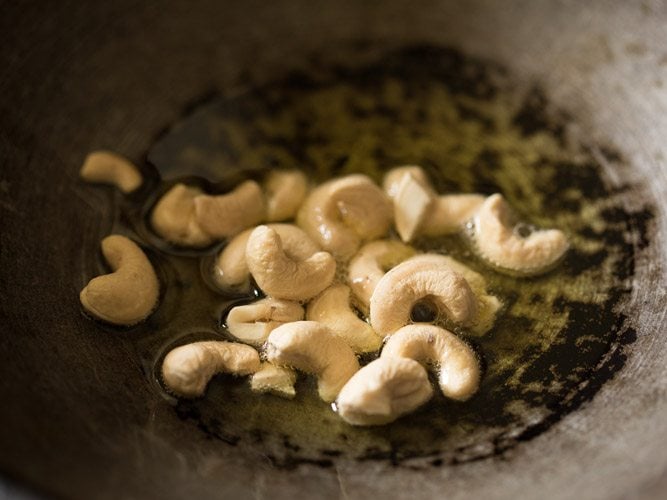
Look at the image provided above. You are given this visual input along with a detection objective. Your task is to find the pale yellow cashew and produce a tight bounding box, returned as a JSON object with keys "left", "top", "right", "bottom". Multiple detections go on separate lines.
{"left": 297, "top": 174, "right": 393, "bottom": 260}
{"left": 80, "top": 150, "right": 142, "bottom": 193}
{"left": 306, "top": 284, "right": 383, "bottom": 353}
{"left": 265, "top": 321, "right": 360, "bottom": 402}
{"left": 161, "top": 341, "right": 260, "bottom": 398}
{"left": 336, "top": 357, "right": 433, "bottom": 426}
{"left": 250, "top": 362, "right": 298, "bottom": 399}
{"left": 421, "top": 194, "right": 485, "bottom": 236}
{"left": 381, "top": 324, "right": 480, "bottom": 401}
{"left": 79, "top": 235, "right": 159, "bottom": 325}
{"left": 471, "top": 193, "right": 569, "bottom": 275}
{"left": 382, "top": 165, "right": 431, "bottom": 199}
{"left": 264, "top": 169, "right": 309, "bottom": 222}
{"left": 245, "top": 225, "right": 336, "bottom": 301}
{"left": 151, "top": 183, "right": 214, "bottom": 247}
{"left": 225, "top": 297, "right": 304, "bottom": 346}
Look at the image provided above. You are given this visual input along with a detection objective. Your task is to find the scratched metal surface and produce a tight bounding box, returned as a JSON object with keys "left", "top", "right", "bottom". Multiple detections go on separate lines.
{"left": 0, "top": 1, "right": 665, "bottom": 499}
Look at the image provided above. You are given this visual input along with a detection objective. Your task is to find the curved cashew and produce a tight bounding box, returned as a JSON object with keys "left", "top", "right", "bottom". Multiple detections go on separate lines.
{"left": 336, "top": 357, "right": 433, "bottom": 426}
{"left": 369, "top": 257, "right": 477, "bottom": 337}
{"left": 265, "top": 321, "right": 359, "bottom": 402}
{"left": 297, "top": 174, "right": 393, "bottom": 260}
{"left": 348, "top": 239, "right": 416, "bottom": 310}
{"left": 151, "top": 183, "right": 214, "bottom": 247}
{"left": 381, "top": 324, "right": 480, "bottom": 401}
{"left": 80, "top": 150, "right": 142, "bottom": 193}
{"left": 161, "top": 340, "right": 260, "bottom": 398}
{"left": 226, "top": 297, "right": 304, "bottom": 346}
{"left": 79, "top": 235, "right": 159, "bottom": 325}
{"left": 306, "top": 284, "right": 382, "bottom": 353}
{"left": 246, "top": 225, "right": 336, "bottom": 301}
{"left": 194, "top": 180, "right": 266, "bottom": 239}
{"left": 212, "top": 224, "right": 320, "bottom": 292}
{"left": 421, "top": 194, "right": 485, "bottom": 236}
{"left": 471, "top": 194, "right": 569, "bottom": 275}
{"left": 264, "top": 169, "right": 308, "bottom": 222}
{"left": 250, "top": 362, "right": 298, "bottom": 399}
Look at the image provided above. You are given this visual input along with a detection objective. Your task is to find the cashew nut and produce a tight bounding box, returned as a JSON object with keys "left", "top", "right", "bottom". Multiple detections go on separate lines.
{"left": 471, "top": 193, "right": 569, "bottom": 275}
{"left": 381, "top": 324, "right": 480, "bottom": 401}
{"left": 80, "top": 150, "right": 142, "bottom": 193}
{"left": 297, "top": 174, "right": 393, "bottom": 260}
{"left": 225, "top": 297, "right": 304, "bottom": 346}
{"left": 336, "top": 357, "right": 433, "bottom": 426}
{"left": 265, "top": 321, "right": 360, "bottom": 402}
{"left": 421, "top": 194, "right": 485, "bottom": 236}
{"left": 250, "top": 362, "right": 297, "bottom": 399}
{"left": 382, "top": 165, "right": 431, "bottom": 199}
{"left": 264, "top": 169, "right": 308, "bottom": 222}
{"left": 151, "top": 183, "right": 214, "bottom": 247}
{"left": 246, "top": 225, "right": 336, "bottom": 301}
{"left": 392, "top": 171, "right": 434, "bottom": 242}
{"left": 194, "top": 180, "right": 266, "bottom": 239}
{"left": 79, "top": 235, "right": 159, "bottom": 325}
{"left": 348, "top": 240, "right": 416, "bottom": 310}
{"left": 161, "top": 340, "right": 261, "bottom": 398}
{"left": 306, "top": 284, "right": 383, "bottom": 353}
{"left": 212, "top": 224, "right": 320, "bottom": 292}
{"left": 369, "top": 257, "right": 478, "bottom": 337}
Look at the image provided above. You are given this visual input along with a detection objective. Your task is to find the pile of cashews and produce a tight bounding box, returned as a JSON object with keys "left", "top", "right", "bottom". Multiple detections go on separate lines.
{"left": 79, "top": 152, "right": 569, "bottom": 426}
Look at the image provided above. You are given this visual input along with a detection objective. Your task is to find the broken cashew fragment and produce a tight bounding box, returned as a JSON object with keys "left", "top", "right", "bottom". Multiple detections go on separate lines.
{"left": 471, "top": 193, "right": 569, "bottom": 275}
{"left": 369, "top": 257, "right": 477, "bottom": 337}
{"left": 381, "top": 324, "right": 480, "bottom": 401}
{"left": 212, "top": 224, "right": 320, "bottom": 292}
{"left": 80, "top": 150, "right": 142, "bottom": 193}
{"left": 264, "top": 169, "right": 308, "bottom": 222}
{"left": 306, "top": 284, "right": 382, "bottom": 353}
{"left": 265, "top": 321, "right": 359, "bottom": 402}
{"left": 250, "top": 362, "right": 297, "bottom": 399}
{"left": 226, "top": 297, "right": 304, "bottom": 346}
{"left": 161, "top": 341, "right": 260, "bottom": 398}
{"left": 336, "top": 357, "right": 433, "bottom": 426}
{"left": 382, "top": 165, "right": 431, "bottom": 199}
{"left": 79, "top": 235, "right": 159, "bottom": 325}
{"left": 151, "top": 184, "right": 214, "bottom": 247}
{"left": 194, "top": 180, "right": 265, "bottom": 239}
{"left": 348, "top": 240, "right": 416, "bottom": 310}
{"left": 297, "top": 174, "right": 393, "bottom": 260}
{"left": 246, "top": 225, "right": 336, "bottom": 301}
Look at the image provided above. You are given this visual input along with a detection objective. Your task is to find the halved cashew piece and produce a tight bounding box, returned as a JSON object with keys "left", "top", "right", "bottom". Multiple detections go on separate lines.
{"left": 306, "top": 284, "right": 382, "bottom": 353}
{"left": 336, "top": 357, "right": 433, "bottom": 426}
{"left": 297, "top": 174, "right": 393, "bottom": 260}
{"left": 348, "top": 240, "right": 416, "bottom": 309}
{"left": 383, "top": 165, "right": 431, "bottom": 199}
{"left": 161, "top": 341, "right": 260, "bottom": 398}
{"left": 194, "top": 180, "right": 265, "bottom": 239}
{"left": 381, "top": 324, "right": 480, "bottom": 401}
{"left": 212, "top": 224, "right": 320, "bottom": 292}
{"left": 370, "top": 258, "right": 477, "bottom": 337}
{"left": 250, "top": 362, "right": 297, "bottom": 399}
{"left": 226, "top": 297, "right": 304, "bottom": 346}
{"left": 471, "top": 193, "right": 569, "bottom": 275}
{"left": 80, "top": 235, "right": 159, "bottom": 325}
{"left": 392, "top": 172, "right": 434, "bottom": 242}
{"left": 264, "top": 169, "right": 308, "bottom": 222}
{"left": 406, "top": 254, "right": 502, "bottom": 335}
{"left": 151, "top": 183, "right": 214, "bottom": 247}
{"left": 80, "top": 150, "right": 142, "bottom": 193}
{"left": 246, "top": 225, "right": 336, "bottom": 301}
{"left": 265, "top": 321, "right": 360, "bottom": 402}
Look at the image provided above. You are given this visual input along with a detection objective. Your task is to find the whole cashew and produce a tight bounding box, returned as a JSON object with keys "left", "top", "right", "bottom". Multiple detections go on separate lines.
{"left": 151, "top": 183, "right": 214, "bottom": 247}
{"left": 306, "top": 284, "right": 383, "bottom": 353}
{"left": 212, "top": 223, "right": 320, "bottom": 292}
{"left": 297, "top": 174, "right": 393, "bottom": 260}
{"left": 336, "top": 357, "right": 433, "bottom": 426}
{"left": 250, "top": 362, "right": 297, "bottom": 399}
{"left": 264, "top": 169, "right": 308, "bottom": 222}
{"left": 369, "top": 257, "right": 478, "bottom": 337}
{"left": 471, "top": 193, "right": 569, "bottom": 275}
{"left": 265, "top": 321, "right": 360, "bottom": 402}
{"left": 161, "top": 340, "right": 261, "bottom": 398}
{"left": 79, "top": 235, "right": 159, "bottom": 325}
{"left": 245, "top": 225, "right": 336, "bottom": 301}
{"left": 348, "top": 239, "right": 416, "bottom": 310}
{"left": 381, "top": 324, "right": 480, "bottom": 401}
{"left": 421, "top": 194, "right": 485, "bottom": 236}
{"left": 225, "top": 297, "right": 305, "bottom": 346}
{"left": 80, "top": 150, "right": 142, "bottom": 194}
